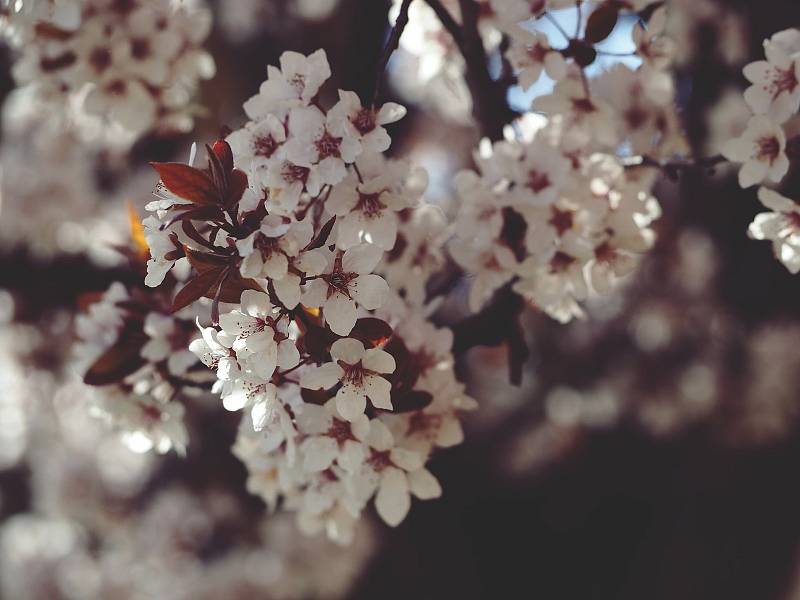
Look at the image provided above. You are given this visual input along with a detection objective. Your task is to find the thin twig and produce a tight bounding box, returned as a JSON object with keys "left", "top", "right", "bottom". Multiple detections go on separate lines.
{"left": 543, "top": 12, "right": 572, "bottom": 43}
{"left": 372, "top": 0, "right": 414, "bottom": 106}
{"left": 622, "top": 153, "right": 728, "bottom": 178}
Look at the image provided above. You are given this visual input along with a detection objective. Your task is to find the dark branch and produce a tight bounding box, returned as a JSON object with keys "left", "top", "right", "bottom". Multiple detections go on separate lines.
{"left": 372, "top": 0, "right": 414, "bottom": 106}
{"left": 623, "top": 153, "right": 728, "bottom": 180}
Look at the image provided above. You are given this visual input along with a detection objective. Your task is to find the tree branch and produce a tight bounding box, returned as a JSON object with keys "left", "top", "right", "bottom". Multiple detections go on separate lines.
{"left": 623, "top": 153, "right": 728, "bottom": 180}
{"left": 372, "top": 0, "right": 414, "bottom": 106}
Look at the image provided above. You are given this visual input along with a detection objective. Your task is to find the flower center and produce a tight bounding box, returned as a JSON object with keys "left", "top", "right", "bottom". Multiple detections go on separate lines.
{"left": 351, "top": 108, "right": 376, "bottom": 135}
{"left": 130, "top": 38, "right": 150, "bottom": 60}
{"left": 282, "top": 162, "right": 310, "bottom": 184}
{"left": 316, "top": 130, "right": 343, "bottom": 159}
{"left": 89, "top": 46, "right": 112, "bottom": 73}
{"left": 548, "top": 207, "right": 573, "bottom": 236}
{"left": 526, "top": 169, "right": 551, "bottom": 194}
{"left": 356, "top": 191, "right": 384, "bottom": 217}
{"left": 254, "top": 134, "right": 279, "bottom": 158}
{"left": 769, "top": 64, "right": 799, "bottom": 99}
{"left": 757, "top": 136, "right": 781, "bottom": 163}
{"left": 550, "top": 251, "right": 575, "bottom": 273}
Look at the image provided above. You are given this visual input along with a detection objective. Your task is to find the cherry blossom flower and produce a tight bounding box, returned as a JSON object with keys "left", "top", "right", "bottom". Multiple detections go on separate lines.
{"left": 300, "top": 338, "right": 396, "bottom": 421}
{"left": 217, "top": 290, "right": 300, "bottom": 381}
{"left": 328, "top": 90, "right": 407, "bottom": 154}
{"left": 743, "top": 30, "right": 800, "bottom": 124}
{"left": 748, "top": 187, "right": 800, "bottom": 273}
{"left": 721, "top": 115, "right": 789, "bottom": 188}
{"left": 347, "top": 419, "right": 440, "bottom": 527}
{"left": 284, "top": 105, "right": 363, "bottom": 189}
{"left": 226, "top": 115, "right": 288, "bottom": 182}
{"left": 505, "top": 26, "right": 567, "bottom": 91}
{"left": 327, "top": 154, "right": 427, "bottom": 250}
{"left": 296, "top": 400, "right": 371, "bottom": 473}
{"left": 243, "top": 49, "right": 331, "bottom": 118}
{"left": 301, "top": 245, "right": 390, "bottom": 336}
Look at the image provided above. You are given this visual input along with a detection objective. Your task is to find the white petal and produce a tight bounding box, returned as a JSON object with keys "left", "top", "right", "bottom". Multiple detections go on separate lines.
{"left": 300, "top": 362, "right": 343, "bottom": 389}
{"left": 335, "top": 384, "right": 368, "bottom": 421}
{"left": 407, "top": 468, "right": 442, "bottom": 500}
{"left": 364, "top": 375, "right": 393, "bottom": 411}
{"left": 240, "top": 290, "right": 273, "bottom": 317}
{"left": 331, "top": 337, "right": 366, "bottom": 364}
{"left": 342, "top": 243, "right": 383, "bottom": 274}
{"left": 375, "top": 468, "right": 410, "bottom": 527}
{"left": 362, "top": 348, "right": 396, "bottom": 374}
{"left": 390, "top": 447, "right": 423, "bottom": 471}
{"left": 324, "top": 293, "right": 358, "bottom": 336}
{"left": 367, "top": 419, "right": 394, "bottom": 450}
{"left": 302, "top": 436, "right": 338, "bottom": 472}
{"left": 350, "top": 273, "right": 389, "bottom": 310}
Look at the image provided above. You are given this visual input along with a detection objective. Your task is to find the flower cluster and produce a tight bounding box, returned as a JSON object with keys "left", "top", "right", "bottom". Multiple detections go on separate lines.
{"left": 140, "top": 49, "right": 474, "bottom": 540}
{"left": 450, "top": 2, "right": 678, "bottom": 322}
{"left": 5, "top": 0, "right": 214, "bottom": 136}
{"left": 451, "top": 120, "right": 661, "bottom": 322}
{"left": 74, "top": 279, "right": 204, "bottom": 455}
{"left": 721, "top": 28, "right": 800, "bottom": 273}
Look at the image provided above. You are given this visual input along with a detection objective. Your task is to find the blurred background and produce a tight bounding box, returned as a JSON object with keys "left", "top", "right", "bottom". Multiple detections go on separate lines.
{"left": 2, "top": 0, "right": 800, "bottom": 598}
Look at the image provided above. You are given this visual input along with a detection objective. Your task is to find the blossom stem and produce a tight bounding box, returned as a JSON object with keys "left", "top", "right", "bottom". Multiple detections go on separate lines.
{"left": 372, "top": 0, "right": 414, "bottom": 106}
{"left": 543, "top": 12, "right": 572, "bottom": 44}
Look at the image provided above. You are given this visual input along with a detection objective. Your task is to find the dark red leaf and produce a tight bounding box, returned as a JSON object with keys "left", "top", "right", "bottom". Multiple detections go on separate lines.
{"left": 83, "top": 325, "right": 148, "bottom": 386}
{"left": 350, "top": 318, "right": 394, "bottom": 348}
{"left": 211, "top": 273, "right": 265, "bottom": 304}
{"left": 225, "top": 169, "right": 249, "bottom": 208}
{"left": 171, "top": 269, "right": 222, "bottom": 313}
{"left": 300, "top": 323, "right": 338, "bottom": 363}
{"left": 584, "top": 1, "right": 620, "bottom": 43}
{"left": 165, "top": 204, "right": 225, "bottom": 228}
{"left": 304, "top": 216, "right": 336, "bottom": 251}
{"left": 184, "top": 247, "right": 229, "bottom": 274}
{"left": 181, "top": 221, "right": 219, "bottom": 251}
{"left": 212, "top": 139, "right": 234, "bottom": 173}
{"left": 301, "top": 387, "right": 333, "bottom": 405}
{"left": 206, "top": 143, "right": 229, "bottom": 199}
{"left": 391, "top": 390, "right": 434, "bottom": 413}
{"left": 150, "top": 162, "right": 219, "bottom": 206}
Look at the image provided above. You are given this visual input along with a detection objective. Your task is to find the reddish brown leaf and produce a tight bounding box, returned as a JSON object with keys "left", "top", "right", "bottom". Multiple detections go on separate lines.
{"left": 212, "top": 274, "right": 264, "bottom": 304}
{"left": 225, "top": 169, "right": 249, "bottom": 207}
{"left": 301, "top": 387, "right": 333, "bottom": 404}
{"left": 350, "top": 318, "right": 394, "bottom": 348}
{"left": 150, "top": 162, "right": 219, "bottom": 206}
{"left": 304, "top": 216, "right": 336, "bottom": 251}
{"left": 206, "top": 143, "right": 229, "bottom": 198}
{"left": 171, "top": 269, "right": 222, "bottom": 313}
{"left": 212, "top": 139, "right": 234, "bottom": 173}
{"left": 83, "top": 325, "right": 148, "bottom": 386}
{"left": 299, "top": 323, "right": 338, "bottom": 363}
{"left": 165, "top": 204, "right": 225, "bottom": 228}
{"left": 391, "top": 390, "right": 434, "bottom": 413}
{"left": 184, "top": 247, "right": 229, "bottom": 273}
{"left": 585, "top": 1, "right": 620, "bottom": 44}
